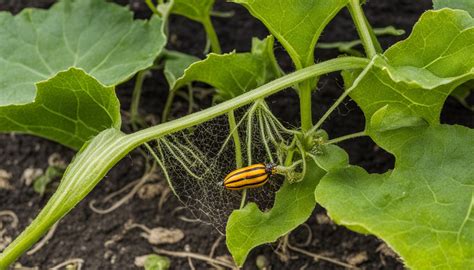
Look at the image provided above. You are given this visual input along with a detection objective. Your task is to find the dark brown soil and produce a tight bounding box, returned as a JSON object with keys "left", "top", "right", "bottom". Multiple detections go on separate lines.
{"left": 1, "top": 0, "right": 472, "bottom": 269}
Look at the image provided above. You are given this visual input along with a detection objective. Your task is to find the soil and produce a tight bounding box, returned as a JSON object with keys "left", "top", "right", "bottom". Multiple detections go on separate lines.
{"left": 0, "top": 0, "right": 472, "bottom": 269}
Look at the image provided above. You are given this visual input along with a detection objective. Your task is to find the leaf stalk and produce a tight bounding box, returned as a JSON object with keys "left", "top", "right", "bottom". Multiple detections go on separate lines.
{"left": 348, "top": 0, "right": 377, "bottom": 58}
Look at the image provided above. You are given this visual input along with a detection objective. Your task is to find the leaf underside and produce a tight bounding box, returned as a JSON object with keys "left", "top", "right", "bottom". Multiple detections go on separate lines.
{"left": 173, "top": 36, "right": 280, "bottom": 102}
{"left": 0, "top": 68, "right": 121, "bottom": 149}
{"left": 233, "top": 0, "right": 348, "bottom": 68}
{"left": 163, "top": 50, "right": 200, "bottom": 90}
{"left": 0, "top": 0, "right": 165, "bottom": 106}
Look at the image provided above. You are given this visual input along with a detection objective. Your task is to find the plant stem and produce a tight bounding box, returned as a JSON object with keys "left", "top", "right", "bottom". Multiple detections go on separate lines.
{"left": 162, "top": 90, "right": 176, "bottom": 122}
{"left": 308, "top": 57, "right": 374, "bottom": 135}
{"left": 145, "top": 0, "right": 160, "bottom": 16}
{"left": 0, "top": 57, "right": 368, "bottom": 269}
{"left": 137, "top": 57, "right": 368, "bottom": 143}
{"left": 201, "top": 16, "right": 222, "bottom": 54}
{"left": 325, "top": 131, "right": 366, "bottom": 145}
{"left": 299, "top": 80, "right": 313, "bottom": 132}
{"left": 130, "top": 70, "right": 148, "bottom": 125}
{"left": 348, "top": 0, "right": 377, "bottom": 58}
{"left": 187, "top": 84, "right": 194, "bottom": 114}
{"left": 363, "top": 13, "right": 383, "bottom": 54}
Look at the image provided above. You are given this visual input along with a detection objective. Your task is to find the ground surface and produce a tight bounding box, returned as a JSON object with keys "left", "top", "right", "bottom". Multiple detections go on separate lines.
{"left": 0, "top": 0, "right": 472, "bottom": 269}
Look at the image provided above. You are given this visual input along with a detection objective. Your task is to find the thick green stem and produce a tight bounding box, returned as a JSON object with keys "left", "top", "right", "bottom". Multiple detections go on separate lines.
{"left": 0, "top": 57, "right": 368, "bottom": 269}
{"left": 137, "top": 57, "right": 368, "bottom": 143}
{"left": 299, "top": 80, "right": 313, "bottom": 132}
{"left": 130, "top": 70, "right": 148, "bottom": 125}
{"left": 202, "top": 16, "right": 222, "bottom": 54}
{"left": 348, "top": 0, "right": 377, "bottom": 58}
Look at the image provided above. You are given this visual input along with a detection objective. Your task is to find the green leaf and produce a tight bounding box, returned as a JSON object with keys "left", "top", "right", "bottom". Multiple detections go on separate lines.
{"left": 173, "top": 36, "right": 280, "bottom": 101}
{"left": 33, "top": 166, "right": 64, "bottom": 196}
{"left": 348, "top": 9, "right": 474, "bottom": 137}
{"left": 316, "top": 125, "right": 474, "bottom": 269}
{"left": 434, "top": 0, "right": 474, "bottom": 16}
{"left": 0, "top": 68, "right": 121, "bottom": 149}
{"left": 233, "top": 0, "right": 348, "bottom": 68}
{"left": 171, "top": 0, "right": 214, "bottom": 23}
{"left": 226, "top": 161, "right": 325, "bottom": 266}
{"left": 0, "top": 0, "right": 165, "bottom": 106}
{"left": 370, "top": 104, "right": 429, "bottom": 132}
{"left": 311, "top": 144, "right": 349, "bottom": 172}
{"left": 145, "top": 254, "right": 171, "bottom": 270}
{"left": 163, "top": 50, "right": 200, "bottom": 90}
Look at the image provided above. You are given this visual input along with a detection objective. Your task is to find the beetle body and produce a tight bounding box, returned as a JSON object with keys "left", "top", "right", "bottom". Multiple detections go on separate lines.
{"left": 223, "top": 163, "right": 276, "bottom": 190}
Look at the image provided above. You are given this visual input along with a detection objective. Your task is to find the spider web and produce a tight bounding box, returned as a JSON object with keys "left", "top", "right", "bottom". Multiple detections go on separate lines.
{"left": 151, "top": 103, "right": 294, "bottom": 233}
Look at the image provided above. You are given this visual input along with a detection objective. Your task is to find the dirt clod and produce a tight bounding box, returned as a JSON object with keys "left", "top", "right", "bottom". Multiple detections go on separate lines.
{"left": 143, "top": 227, "right": 184, "bottom": 245}
{"left": 0, "top": 169, "right": 13, "bottom": 190}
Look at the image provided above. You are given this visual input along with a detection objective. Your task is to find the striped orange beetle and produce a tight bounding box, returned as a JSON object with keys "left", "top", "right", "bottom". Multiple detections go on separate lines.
{"left": 223, "top": 163, "right": 276, "bottom": 190}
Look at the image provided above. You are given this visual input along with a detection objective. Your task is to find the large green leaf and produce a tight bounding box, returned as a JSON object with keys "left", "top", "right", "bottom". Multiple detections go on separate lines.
{"left": 348, "top": 9, "right": 474, "bottom": 137}
{"left": 171, "top": 0, "right": 214, "bottom": 23}
{"left": 316, "top": 125, "right": 474, "bottom": 269}
{"left": 227, "top": 145, "right": 349, "bottom": 266}
{"left": 226, "top": 162, "right": 325, "bottom": 266}
{"left": 434, "top": 0, "right": 474, "bottom": 16}
{"left": 0, "top": 0, "right": 165, "bottom": 106}
{"left": 171, "top": 0, "right": 213, "bottom": 22}
{"left": 233, "top": 0, "right": 348, "bottom": 68}
{"left": 162, "top": 50, "right": 199, "bottom": 90}
{"left": 173, "top": 36, "right": 280, "bottom": 101}
{"left": 0, "top": 68, "right": 120, "bottom": 149}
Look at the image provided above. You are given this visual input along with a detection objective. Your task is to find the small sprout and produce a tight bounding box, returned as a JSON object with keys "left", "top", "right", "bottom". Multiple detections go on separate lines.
{"left": 135, "top": 254, "right": 171, "bottom": 270}
{"left": 32, "top": 153, "right": 67, "bottom": 196}
{"left": 33, "top": 166, "right": 65, "bottom": 196}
